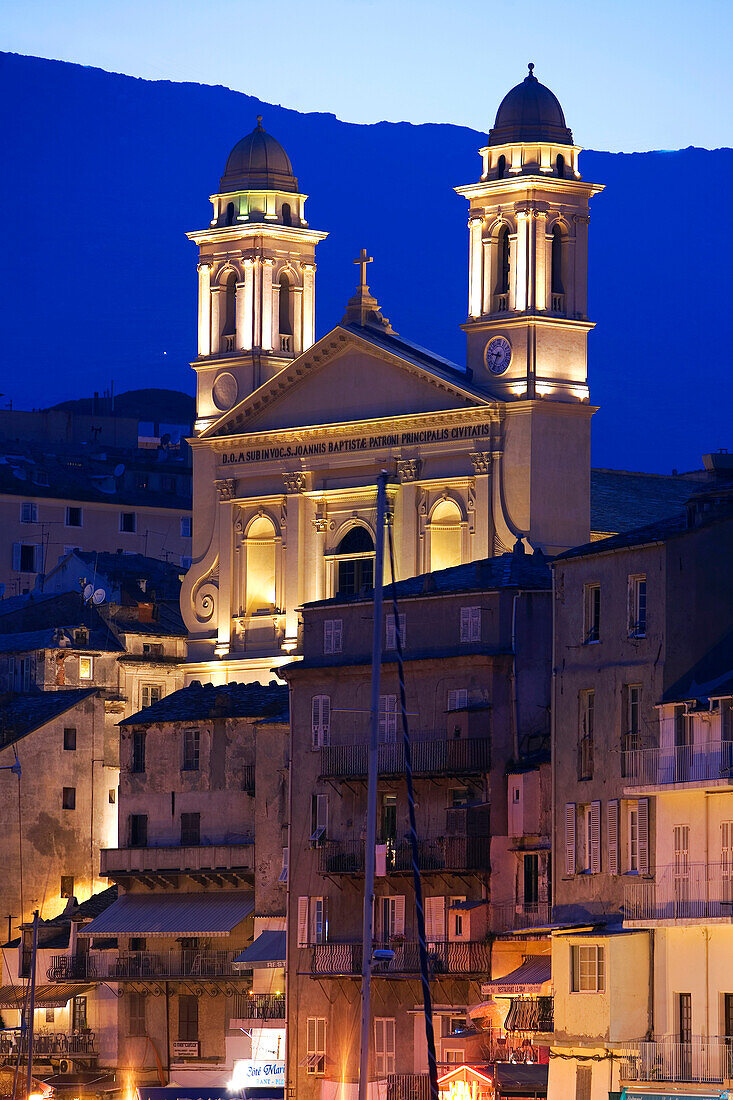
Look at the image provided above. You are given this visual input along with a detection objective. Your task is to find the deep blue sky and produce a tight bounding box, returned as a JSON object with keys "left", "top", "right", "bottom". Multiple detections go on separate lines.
{"left": 4, "top": 0, "right": 732, "bottom": 152}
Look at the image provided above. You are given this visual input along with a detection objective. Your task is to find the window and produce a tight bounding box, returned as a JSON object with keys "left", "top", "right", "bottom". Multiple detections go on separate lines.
{"left": 130, "top": 937, "right": 146, "bottom": 952}
{"left": 20, "top": 502, "right": 38, "bottom": 524}
{"left": 181, "top": 813, "right": 201, "bottom": 846}
{"left": 129, "top": 814, "right": 148, "bottom": 848}
{"left": 310, "top": 794, "right": 328, "bottom": 844}
{"left": 607, "top": 800, "right": 619, "bottom": 874}
{"left": 311, "top": 695, "right": 331, "bottom": 749}
{"left": 623, "top": 685, "right": 642, "bottom": 757}
{"left": 378, "top": 895, "right": 405, "bottom": 942}
{"left": 78, "top": 655, "right": 93, "bottom": 679}
{"left": 65, "top": 506, "right": 83, "bottom": 528}
{"left": 279, "top": 846, "right": 289, "bottom": 883}
{"left": 63, "top": 727, "right": 77, "bottom": 751}
{"left": 571, "top": 944, "right": 605, "bottom": 992}
{"left": 447, "top": 689, "right": 468, "bottom": 712}
{"left": 523, "top": 853, "right": 539, "bottom": 906}
{"left": 449, "top": 896, "right": 466, "bottom": 939}
{"left": 628, "top": 574, "right": 647, "bottom": 636}
{"left": 72, "top": 995, "right": 87, "bottom": 1031}
{"left": 334, "top": 528, "right": 374, "bottom": 595}
{"left": 460, "top": 606, "right": 481, "bottom": 642}
{"left": 323, "top": 619, "right": 343, "bottom": 654}
{"left": 628, "top": 803, "right": 639, "bottom": 872}
{"left": 222, "top": 271, "right": 237, "bottom": 339}
{"left": 161, "top": 476, "right": 176, "bottom": 493}
{"left": 109, "top": 789, "right": 116, "bottom": 804}
{"left": 583, "top": 583, "right": 601, "bottom": 643}
{"left": 120, "top": 512, "right": 137, "bottom": 533}
{"left": 62, "top": 787, "right": 76, "bottom": 810}
{"left": 140, "top": 683, "right": 163, "bottom": 709}
{"left": 429, "top": 500, "right": 463, "bottom": 572}
{"left": 128, "top": 994, "right": 145, "bottom": 1034}
{"left": 578, "top": 690, "right": 594, "bottom": 779}
{"left": 245, "top": 515, "right": 277, "bottom": 613}
{"left": 380, "top": 794, "right": 397, "bottom": 843}
{"left": 374, "top": 1018, "right": 396, "bottom": 1076}
{"left": 131, "top": 730, "right": 146, "bottom": 773}
{"left": 45, "top": 1008, "right": 55, "bottom": 1024}
{"left": 180, "top": 516, "right": 192, "bottom": 538}
{"left": 497, "top": 226, "right": 510, "bottom": 298}
{"left": 496, "top": 154, "right": 506, "bottom": 180}
{"left": 306, "top": 1017, "right": 326, "bottom": 1075}
{"left": 281, "top": 202, "right": 292, "bottom": 226}
{"left": 378, "top": 694, "right": 398, "bottom": 743}
{"left": 551, "top": 225, "right": 564, "bottom": 297}
{"left": 385, "top": 614, "right": 406, "bottom": 650}
{"left": 451, "top": 787, "right": 471, "bottom": 808}
{"left": 278, "top": 272, "right": 293, "bottom": 336}
{"left": 60, "top": 875, "right": 74, "bottom": 899}
{"left": 310, "top": 897, "right": 327, "bottom": 945}
{"left": 444, "top": 1049, "right": 464, "bottom": 1066}
{"left": 581, "top": 801, "right": 601, "bottom": 873}
{"left": 178, "top": 994, "right": 199, "bottom": 1041}
{"left": 142, "top": 642, "right": 164, "bottom": 658}
{"left": 13, "top": 543, "right": 41, "bottom": 572}
{"left": 225, "top": 201, "right": 235, "bottom": 226}
{"left": 183, "top": 727, "right": 200, "bottom": 771}
{"left": 575, "top": 1064, "right": 592, "bottom": 1100}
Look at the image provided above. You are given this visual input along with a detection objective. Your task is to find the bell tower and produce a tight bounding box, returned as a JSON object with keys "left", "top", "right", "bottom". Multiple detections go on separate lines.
{"left": 188, "top": 117, "right": 328, "bottom": 432}
{"left": 456, "top": 64, "right": 603, "bottom": 402}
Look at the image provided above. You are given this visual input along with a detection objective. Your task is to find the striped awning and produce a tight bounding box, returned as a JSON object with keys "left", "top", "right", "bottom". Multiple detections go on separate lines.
{"left": 77, "top": 892, "right": 254, "bottom": 938}
{"left": 482, "top": 956, "right": 551, "bottom": 994}
{"left": 0, "top": 984, "right": 93, "bottom": 1009}
{"left": 234, "top": 930, "right": 286, "bottom": 969}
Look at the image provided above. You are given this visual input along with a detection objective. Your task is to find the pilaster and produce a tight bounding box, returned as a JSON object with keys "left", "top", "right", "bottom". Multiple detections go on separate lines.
{"left": 261, "top": 258, "right": 275, "bottom": 352}
{"left": 214, "top": 478, "right": 237, "bottom": 656}
{"left": 302, "top": 263, "right": 316, "bottom": 350}
{"left": 197, "top": 264, "right": 211, "bottom": 357}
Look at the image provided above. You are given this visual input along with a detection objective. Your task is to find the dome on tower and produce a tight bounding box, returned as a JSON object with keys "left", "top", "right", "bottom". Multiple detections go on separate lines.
{"left": 219, "top": 117, "right": 299, "bottom": 194}
{"left": 488, "top": 64, "right": 573, "bottom": 146}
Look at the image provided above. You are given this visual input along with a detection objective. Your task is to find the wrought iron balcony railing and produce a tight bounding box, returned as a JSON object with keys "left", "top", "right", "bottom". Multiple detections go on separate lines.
{"left": 100, "top": 839, "right": 254, "bottom": 876}
{"left": 504, "top": 996, "right": 554, "bottom": 1032}
{"left": 310, "top": 940, "right": 490, "bottom": 977}
{"left": 320, "top": 736, "right": 490, "bottom": 780}
{"left": 624, "top": 862, "right": 733, "bottom": 921}
{"left": 231, "top": 992, "right": 285, "bottom": 1020}
{"left": 622, "top": 742, "right": 733, "bottom": 787}
{"left": 318, "top": 836, "right": 490, "bottom": 876}
{"left": 492, "top": 901, "right": 552, "bottom": 933}
{"left": 0, "top": 1032, "right": 98, "bottom": 1058}
{"left": 47, "top": 949, "right": 245, "bottom": 982}
{"left": 617, "top": 1037, "right": 733, "bottom": 1084}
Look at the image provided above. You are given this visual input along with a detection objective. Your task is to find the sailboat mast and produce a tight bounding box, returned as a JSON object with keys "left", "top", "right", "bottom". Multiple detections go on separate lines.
{"left": 357, "top": 472, "right": 389, "bottom": 1100}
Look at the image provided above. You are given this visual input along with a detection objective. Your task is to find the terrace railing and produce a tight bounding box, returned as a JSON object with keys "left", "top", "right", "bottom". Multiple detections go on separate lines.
{"left": 624, "top": 862, "right": 733, "bottom": 921}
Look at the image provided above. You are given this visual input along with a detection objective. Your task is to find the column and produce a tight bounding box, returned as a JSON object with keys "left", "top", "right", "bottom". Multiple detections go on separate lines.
{"left": 261, "top": 258, "right": 275, "bottom": 351}
{"left": 197, "top": 264, "right": 211, "bottom": 357}
{"left": 482, "top": 237, "right": 493, "bottom": 315}
{"left": 213, "top": 479, "right": 236, "bottom": 656}
{"left": 469, "top": 452, "right": 492, "bottom": 559}
{"left": 210, "top": 285, "right": 221, "bottom": 356}
{"left": 468, "top": 216, "right": 483, "bottom": 318}
{"left": 534, "top": 210, "right": 548, "bottom": 312}
{"left": 514, "top": 208, "right": 530, "bottom": 312}
{"left": 282, "top": 473, "right": 307, "bottom": 644}
{"left": 253, "top": 260, "right": 261, "bottom": 347}
{"left": 302, "top": 263, "right": 316, "bottom": 351}
{"left": 237, "top": 260, "right": 255, "bottom": 351}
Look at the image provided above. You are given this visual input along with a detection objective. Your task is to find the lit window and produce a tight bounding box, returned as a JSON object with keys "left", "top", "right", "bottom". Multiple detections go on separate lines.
{"left": 60, "top": 876, "right": 74, "bottom": 899}
{"left": 245, "top": 515, "right": 277, "bottom": 614}
{"left": 583, "top": 583, "right": 601, "bottom": 643}
{"left": 79, "top": 656, "right": 93, "bottom": 680}
{"left": 429, "top": 500, "right": 463, "bottom": 571}
{"left": 571, "top": 944, "right": 605, "bottom": 992}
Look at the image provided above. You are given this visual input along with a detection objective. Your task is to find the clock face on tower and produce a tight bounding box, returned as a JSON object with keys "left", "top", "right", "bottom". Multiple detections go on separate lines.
{"left": 485, "top": 335, "right": 512, "bottom": 375}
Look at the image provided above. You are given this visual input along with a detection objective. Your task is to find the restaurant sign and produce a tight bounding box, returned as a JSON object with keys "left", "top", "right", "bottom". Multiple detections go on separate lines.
{"left": 231, "top": 1060, "right": 286, "bottom": 1088}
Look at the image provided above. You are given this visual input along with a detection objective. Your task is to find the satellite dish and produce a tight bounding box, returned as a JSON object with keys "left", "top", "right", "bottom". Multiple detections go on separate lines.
{"left": 83, "top": 584, "right": 94, "bottom": 601}
{"left": 114, "top": 464, "right": 125, "bottom": 478}
{"left": 92, "top": 588, "right": 106, "bottom": 605}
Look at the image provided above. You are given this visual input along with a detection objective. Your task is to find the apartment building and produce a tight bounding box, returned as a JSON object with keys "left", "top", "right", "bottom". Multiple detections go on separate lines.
{"left": 281, "top": 547, "right": 553, "bottom": 1099}
{"left": 45, "top": 680, "right": 289, "bottom": 1089}
{"left": 548, "top": 484, "right": 733, "bottom": 1100}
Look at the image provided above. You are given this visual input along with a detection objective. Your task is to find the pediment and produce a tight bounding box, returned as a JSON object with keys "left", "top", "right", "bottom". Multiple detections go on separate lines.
{"left": 201, "top": 326, "right": 490, "bottom": 440}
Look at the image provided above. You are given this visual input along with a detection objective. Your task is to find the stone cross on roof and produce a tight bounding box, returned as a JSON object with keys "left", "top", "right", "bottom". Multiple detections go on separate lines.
{"left": 340, "top": 249, "right": 395, "bottom": 333}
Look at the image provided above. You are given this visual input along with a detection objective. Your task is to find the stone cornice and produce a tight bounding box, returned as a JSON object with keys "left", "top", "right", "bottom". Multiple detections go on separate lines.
{"left": 187, "top": 224, "right": 328, "bottom": 246}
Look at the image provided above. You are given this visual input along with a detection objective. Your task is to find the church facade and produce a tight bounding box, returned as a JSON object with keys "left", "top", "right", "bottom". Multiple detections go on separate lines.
{"left": 181, "top": 68, "right": 603, "bottom": 684}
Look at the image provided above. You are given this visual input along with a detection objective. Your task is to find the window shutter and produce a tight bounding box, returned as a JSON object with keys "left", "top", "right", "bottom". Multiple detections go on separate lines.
{"left": 470, "top": 606, "right": 480, "bottom": 640}
{"left": 460, "top": 607, "right": 470, "bottom": 642}
{"left": 425, "top": 896, "right": 445, "bottom": 941}
{"left": 317, "top": 793, "right": 328, "bottom": 831}
{"left": 393, "top": 895, "right": 405, "bottom": 936}
{"left": 638, "top": 797, "right": 649, "bottom": 874}
{"left": 607, "top": 800, "right": 619, "bottom": 875}
{"left": 311, "top": 697, "right": 321, "bottom": 749}
{"left": 297, "top": 897, "right": 309, "bottom": 947}
{"left": 386, "top": 616, "right": 395, "bottom": 650}
{"left": 323, "top": 620, "right": 333, "bottom": 654}
{"left": 332, "top": 619, "right": 343, "bottom": 653}
{"left": 590, "top": 801, "right": 601, "bottom": 874}
{"left": 12, "top": 544, "right": 21, "bottom": 571}
{"left": 33, "top": 545, "right": 43, "bottom": 572}
{"left": 565, "top": 803, "right": 576, "bottom": 876}
{"left": 311, "top": 695, "right": 331, "bottom": 748}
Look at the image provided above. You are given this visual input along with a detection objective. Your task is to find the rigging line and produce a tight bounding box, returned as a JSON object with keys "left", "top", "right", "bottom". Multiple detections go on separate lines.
{"left": 386, "top": 517, "right": 438, "bottom": 1100}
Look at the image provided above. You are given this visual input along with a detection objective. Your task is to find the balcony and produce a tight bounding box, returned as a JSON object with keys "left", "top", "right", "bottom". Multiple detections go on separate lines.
{"left": 231, "top": 992, "right": 285, "bottom": 1021}
{"left": 504, "top": 996, "right": 554, "bottom": 1033}
{"left": 310, "top": 940, "right": 490, "bottom": 977}
{"left": 492, "top": 902, "right": 552, "bottom": 933}
{"left": 320, "top": 736, "right": 490, "bottom": 780}
{"left": 0, "top": 1031, "right": 98, "bottom": 1060}
{"left": 318, "top": 835, "right": 490, "bottom": 876}
{"left": 47, "top": 949, "right": 245, "bottom": 982}
{"left": 100, "top": 839, "right": 254, "bottom": 878}
{"left": 617, "top": 1037, "right": 733, "bottom": 1084}
{"left": 622, "top": 742, "right": 733, "bottom": 789}
{"left": 550, "top": 293, "right": 565, "bottom": 312}
{"left": 624, "top": 863, "right": 733, "bottom": 922}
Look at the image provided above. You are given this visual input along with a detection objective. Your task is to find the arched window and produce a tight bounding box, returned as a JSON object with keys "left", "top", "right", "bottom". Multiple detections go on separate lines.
{"left": 334, "top": 526, "right": 374, "bottom": 596}
{"left": 496, "top": 226, "right": 510, "bottom": 297}
{"left": 551, "top": 226, "right": 564, "bottom": 295}
{"left": 496, "top": 154, "right": 506, "bottom": 180}
{"left": 225, "top": 201, "right": 236, "bottom": 226}
{"left": 429, "top": 500, "right": 463, "bottom": 572}
{"left": 245, "top": 516, "right": 277, "bottom": 614}
{"left": 278, "top": 272, "right": 293, "bottom": 336}
{"left": 281, "top": 202, "right": 292, "bottom": 226}
{"left": 222, "top": 272, "right": 237, "bottom": 337}
{"left": 556, "top": 154, "right": 565, "bottom": 179}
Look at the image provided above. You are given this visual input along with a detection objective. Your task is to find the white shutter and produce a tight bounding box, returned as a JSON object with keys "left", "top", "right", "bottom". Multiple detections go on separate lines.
{"left": 297, "top": 896, "right": 309, "bottom": 947}
{"left": 278, "top": 846, "right": 289, "bottom": 883}
{"left": 447, "top": 688, "right": 468, "bottom": 711}
{"left": 470, "top": 606, "right": 481, "bottom": 640}
{"left": 332, "top": 619, "right": 343, "bottom": 653}
{"left": 316, "top": 793, "right": 328, "bottom": 831}
{"left": 607, "top": 800, "right": 619, "bottom": 875}
{"left": 311, "top": 697, "right": 321, "bottom": 749}
{"left": 460, "top": 607, "right": 471, "bottom": 642}
{"left": 323, "top": 620, "right": 333, "bottom": 654}
{"left": 379, "top": 695, "right": 397, "bottom": 743}
{"left": 424, "top": 896, "right": 445, "bottom": 941}
{"left": 638, "top": 797, "right": 649, "bottom": 874}
{"left": 12, "top": 544, "right": 21, "bottom": 571}
{"left": 590, "top": 801, "right": 601, "bottom": 874}
{"left": 386, "top": 614, "right": 405, "bottom": 650}
{"left": 311, "top": 695, "right": 330, "bottom": 748}
{"left": 393, "top": 895, "right": 405, "bottom": 936}
{"left": 33, "top": 544, "right": 43, "bottom": 572}
{"left": 565, "top": 803, "right": 576, "bottom": 876}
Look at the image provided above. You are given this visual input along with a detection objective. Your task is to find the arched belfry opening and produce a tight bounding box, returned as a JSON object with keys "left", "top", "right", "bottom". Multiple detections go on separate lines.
{"left": 225, "top": 201, "right": 236, "bottom": 226}
{"left": 281, "top": 202, "right": 292, "bottom": 226}
{"left": 496, "top": 154, "right": 506, "bottom": 180}
{"left": 222, "top": 271, "right": 237, "bottom": 338}
{"left": 278, "top": 272, "right": 293, "bottom": 338}
{"left": 551, "top": 225, "right": 564, "bottom": 310}
{"left": 496, "top": 226, "right": 510, "bottom": 310}
{"left": 556, "top": 153, "right": 565, "bottom": 178}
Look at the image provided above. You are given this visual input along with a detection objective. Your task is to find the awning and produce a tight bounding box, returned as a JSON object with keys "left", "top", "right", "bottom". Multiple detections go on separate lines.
{"left": 234, "top": 930, "right": 286, "bottom": 969}
{"left": 0, "top": 984, "right": 94, "bottom": 1009}
{"left": 78, "top": 892, "right": 254, "bottom": 937}
{"left": 482, "top": 956, "right": 551, "bottom": 994}
{"left": 494, "top": 1063, "right": 548, "bottom": 1097}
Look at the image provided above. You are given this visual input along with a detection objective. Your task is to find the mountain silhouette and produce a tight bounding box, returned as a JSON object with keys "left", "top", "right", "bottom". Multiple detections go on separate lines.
{"left": 0, "top": 51, "right": 729, "bottom": 471}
